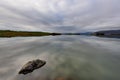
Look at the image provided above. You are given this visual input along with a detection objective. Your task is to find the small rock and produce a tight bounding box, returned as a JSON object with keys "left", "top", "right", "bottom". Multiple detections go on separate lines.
{"left": 19, "top": 59, "right": 46, "bottom": 75}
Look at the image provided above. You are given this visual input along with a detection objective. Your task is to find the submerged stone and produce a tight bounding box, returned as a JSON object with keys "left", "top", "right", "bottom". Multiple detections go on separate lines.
{"left": 19, "top": 59, "right": 46, "bottom": 75}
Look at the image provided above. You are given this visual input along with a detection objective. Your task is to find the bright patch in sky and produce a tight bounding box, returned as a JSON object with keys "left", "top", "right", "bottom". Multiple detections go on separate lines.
{"left": 0, "top": 0, "right": 120, "bottom": 32}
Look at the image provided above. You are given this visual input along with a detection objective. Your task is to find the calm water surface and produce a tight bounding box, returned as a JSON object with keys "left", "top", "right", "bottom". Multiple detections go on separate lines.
{"left": 0, "top": 36, "right": 120, "bottom": 80}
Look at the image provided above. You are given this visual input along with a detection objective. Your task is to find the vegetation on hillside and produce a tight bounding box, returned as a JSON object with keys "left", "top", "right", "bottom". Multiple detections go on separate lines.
{"left": 0, "top": 30, "right": 61, "bottom": 37}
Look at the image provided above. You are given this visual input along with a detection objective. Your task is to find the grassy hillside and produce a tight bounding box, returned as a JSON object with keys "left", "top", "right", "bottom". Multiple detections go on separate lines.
{"left": 0, "top": 30, "right": 61, "bottom": 37}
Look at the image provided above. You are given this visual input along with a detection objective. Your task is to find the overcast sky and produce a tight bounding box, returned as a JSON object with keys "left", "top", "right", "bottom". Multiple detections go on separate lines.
{"left": 0, "top": 0, "right": 120, "bottom": 32}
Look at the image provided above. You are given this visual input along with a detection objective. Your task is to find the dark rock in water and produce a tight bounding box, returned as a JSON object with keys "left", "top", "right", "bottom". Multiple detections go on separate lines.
{"left": 19, "top": 59, "right": 46, "bottom": 75}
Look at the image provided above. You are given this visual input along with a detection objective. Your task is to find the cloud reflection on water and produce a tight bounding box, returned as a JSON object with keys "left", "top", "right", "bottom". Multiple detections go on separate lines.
{"left": 0, "top": 36, "right": 120, "bottom": 80}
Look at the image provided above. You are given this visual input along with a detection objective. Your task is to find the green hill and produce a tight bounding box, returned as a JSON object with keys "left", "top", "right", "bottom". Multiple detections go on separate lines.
{"left": 0, "top": 30, "right": 61, "bottom": 37}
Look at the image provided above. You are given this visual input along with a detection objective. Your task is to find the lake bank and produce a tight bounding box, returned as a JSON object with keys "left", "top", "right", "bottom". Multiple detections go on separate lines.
{"left": 0, "top": 30, "right": 61, "bottom": 37}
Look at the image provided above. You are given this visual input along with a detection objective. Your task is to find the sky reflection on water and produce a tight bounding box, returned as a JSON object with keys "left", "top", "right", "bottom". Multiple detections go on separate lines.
{"left": 0, "top": 36, "right": 120, "bottom": 80}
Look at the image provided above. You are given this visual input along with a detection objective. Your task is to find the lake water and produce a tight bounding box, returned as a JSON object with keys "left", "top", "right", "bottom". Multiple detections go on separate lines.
{"left": 0, "top": 36, "right": 120, "bottom": 80}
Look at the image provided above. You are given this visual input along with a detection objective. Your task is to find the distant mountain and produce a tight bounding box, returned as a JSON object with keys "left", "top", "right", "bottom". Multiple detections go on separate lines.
{"left": 61, "top": 32, "right": 92, "bottom": 35}
{"left": 93, "top": 30, "right": 120, "bottom": 38}
{"left": 80, "top": 32, "right": 92, "bottom": 35}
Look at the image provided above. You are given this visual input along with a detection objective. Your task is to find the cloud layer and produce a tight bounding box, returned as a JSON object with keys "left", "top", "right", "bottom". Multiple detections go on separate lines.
{"left": 0, "top": 0, "right": 120, "bottom": 32}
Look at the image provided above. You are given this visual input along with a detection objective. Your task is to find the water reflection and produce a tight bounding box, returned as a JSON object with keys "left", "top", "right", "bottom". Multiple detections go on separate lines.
{"left": 0, "top": 36, "right": 120, "bottom": 80}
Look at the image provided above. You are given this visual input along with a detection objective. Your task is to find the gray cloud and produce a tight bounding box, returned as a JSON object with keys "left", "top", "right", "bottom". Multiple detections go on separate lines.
{"left": 0, "top": 0, "right": 120, "bottom": 32}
